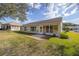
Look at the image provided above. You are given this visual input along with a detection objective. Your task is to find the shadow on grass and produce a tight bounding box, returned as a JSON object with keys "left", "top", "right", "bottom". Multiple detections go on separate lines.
{"left": 14, "top": 31, "right": 58, "bottom": 40}
{"left": 14, "top": 31, "right": 36, "bottom": 35}
{"left": 41, "top": 35, "right": 53, "bottom": 39}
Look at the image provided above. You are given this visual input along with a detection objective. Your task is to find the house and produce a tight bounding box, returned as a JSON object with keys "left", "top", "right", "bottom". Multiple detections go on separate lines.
{"left": 0, "top": 22, "right": 2, "bottom": 30}
{"left": 21, "top": 17, "right": 62, "bottom": 36}
{"left": 0, "top": 22, "right": 21, "bottom": 31}
{"left": 63, "top": 23, "right": 79, "bottom": 32}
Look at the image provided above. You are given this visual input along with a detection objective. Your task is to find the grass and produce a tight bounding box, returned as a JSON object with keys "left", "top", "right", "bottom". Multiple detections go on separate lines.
{"left": 0, "top": 31, "right": 79, "bottom": 56}
{"left": 49, "top": 32, "right": 79, "bottom": 56}
{"left": 67, "top": 32, "right": 79, "bottom": 39}
{"left": 0, "top": 31, "right": 40, "bottom": 55}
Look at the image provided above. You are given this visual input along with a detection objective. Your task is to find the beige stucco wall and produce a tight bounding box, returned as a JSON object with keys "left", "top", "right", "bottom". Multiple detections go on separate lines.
{"left": 0, "top": 24, "right": 1, "bottom": 29}
{"left": 11, "top": 26, "right": 20, "bottom": 31}
{"left": 22, "top": 17, "right": 62, "bottom": 35}
{"left": 24, "top": 21, "right": 62, "bottom": 35}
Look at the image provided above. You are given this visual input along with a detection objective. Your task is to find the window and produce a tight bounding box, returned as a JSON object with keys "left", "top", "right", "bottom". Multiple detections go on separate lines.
{"left": 24, "top": 27, "right": 27, "bottom": 31}
{"left": 50, "top": 25, "right": 53, "bottom": 33}
{"left": 31, "top": 26, "right": 36, "bottom": 31}
{"left": 53, "top": 25, "right": 58, "bottom": 31}
{"left": 46, "top": 26, "right": 49, "bottom": 32}
{"left": 40, "top": 27, "right": 42, "bottom": 32}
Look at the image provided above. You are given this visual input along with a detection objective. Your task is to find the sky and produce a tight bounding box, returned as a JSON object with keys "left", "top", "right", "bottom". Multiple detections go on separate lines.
{"left": 26, "top": 3, "right": 79, "bottom": 24}
{"left": 0, "top": 3, "right": 79, "bottom": 24}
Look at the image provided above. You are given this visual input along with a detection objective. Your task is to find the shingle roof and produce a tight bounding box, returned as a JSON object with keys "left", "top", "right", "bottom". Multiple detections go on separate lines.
{"left": 4, "top": 22, "right": 21, "bottom": 26}
{"left": 25, "top": 17, "right": 62, "bottom": 26}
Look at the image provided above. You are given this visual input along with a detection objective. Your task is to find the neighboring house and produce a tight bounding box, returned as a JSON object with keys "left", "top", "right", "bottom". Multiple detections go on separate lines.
{"left": 0, "top": 22, "right": 2, "bottom": 30}
{"left": 22, "top": 17, "right": 62, "bottom": 36}
{"left": 0, "top": 22, "right": 21, "bottom": 31}
{"left": 63, "top": 23, "right": 79, "bottom": 32}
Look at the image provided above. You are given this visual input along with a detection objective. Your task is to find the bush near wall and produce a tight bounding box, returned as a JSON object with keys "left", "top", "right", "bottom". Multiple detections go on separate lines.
{"left": 60, "top": 32, "right": 68, "bottom": 39}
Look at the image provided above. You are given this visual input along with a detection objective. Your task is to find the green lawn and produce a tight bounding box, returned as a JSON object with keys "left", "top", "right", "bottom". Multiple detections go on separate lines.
{"left": 49, "top": 32, "right": 79, "bottom": 56}
{"left": 67, "top": 32, "right": 79, "bottom": 39}
{"left": 0, "top": 31, "right": 79, "bottom": 56}
{"left": 0, "top": 31, "right": 43, "bottom": 56}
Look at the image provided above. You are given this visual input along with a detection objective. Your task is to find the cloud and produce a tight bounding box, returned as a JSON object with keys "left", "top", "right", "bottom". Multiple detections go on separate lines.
{"left": 43, "top": 3, "right": 61, "bottom": 19}
{"left": 64, "top": 4, "right": 76, "bottom": 12}
{"left": 63, "top": 4, "right": 77, "bottom": 16}
{"left": 43, "top": 3, "right": 78, "bottom": 19}
{"left": 63, "top": 7, "right": 77, "bottom": 16}
{"left": 26, "top": 12, "right": 32, "bottom": 15}
{"left": 28, "top": 3, "right": 41, "bottom": 9}
{"left": 28, "top": 3, "right": 34, "bottom": 7}
{"left": 27, "top": 3, "right": 79, "bottom": 24}
{"left": 57, "top": 3, "right": 68, "bottom": 8}
{"left": 44, "top": 3, "right": 69, "bottom": 19}
{"left": 63, "top": 20, "right": 68, "bottom": 23}
{"left": 69, "top": 18, "right": 79, "bottom": 24}
{"left": 64, "top": 13, "right": 71, "bottom": 16}
{"left": 34, "top": 4, "right": 41, "bottom": 9}
{"left": 26, "top": 12, "right": 30, "bottom": 15}
{"left": 63, "top": 17, "right": 79, "bottom": 24}
{"left": 70, "top": 7, "right": 78, "bottom": 15}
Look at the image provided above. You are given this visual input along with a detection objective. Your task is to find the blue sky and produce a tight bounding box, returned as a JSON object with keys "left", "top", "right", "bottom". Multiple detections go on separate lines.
{"left": 26, "top": 3, "right": 79, "bottom": 24}
{"left": 0, "top": 3, "right": 79, "bottom": 24}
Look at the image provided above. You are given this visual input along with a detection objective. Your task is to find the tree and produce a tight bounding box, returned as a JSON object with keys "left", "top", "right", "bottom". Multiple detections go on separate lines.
{"left": 63, "top": 27, "right": 70, "bottom": 32}
{"left": 0, "top": 3, "right": 28, "bottom": 21}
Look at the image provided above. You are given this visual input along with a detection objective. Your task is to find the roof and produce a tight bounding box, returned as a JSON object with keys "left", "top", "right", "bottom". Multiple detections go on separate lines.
{"left": 4, "top": 22, "right": 21, "bottom": 26}
{"left": 0, "top": 22, "right": 3, "bottom": 24}
{"left": 25, "top": 17, "right": 62, "bottom": 26}
{"left": 0, "top": 22, "right": 2, "bottom": 24}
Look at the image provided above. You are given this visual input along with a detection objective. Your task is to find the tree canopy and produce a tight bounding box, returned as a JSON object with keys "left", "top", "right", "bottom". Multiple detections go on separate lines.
{"left": 0, "top": 3, "right": 27, "bottom": 21}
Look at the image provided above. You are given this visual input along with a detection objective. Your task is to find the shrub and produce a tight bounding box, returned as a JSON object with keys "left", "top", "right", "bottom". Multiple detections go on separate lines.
{"left": 52, "top": 34, "right": 57, "bottom": 37}
{"left": 63, "top": 47, "right": 76, "bottom": 56}
{"left": 60, "top": 32, "right": 68, "bottom": 39}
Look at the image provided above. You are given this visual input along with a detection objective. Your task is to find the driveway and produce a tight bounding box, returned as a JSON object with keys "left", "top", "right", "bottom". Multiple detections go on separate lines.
{"left": 26, "top": 34, "right": 46, "bottom": 40}
{"left": 30, "top": 34, "right": 52, "bottom": 40}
